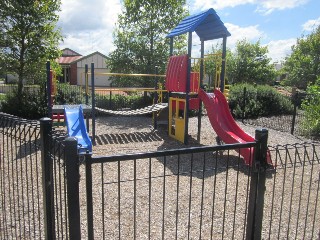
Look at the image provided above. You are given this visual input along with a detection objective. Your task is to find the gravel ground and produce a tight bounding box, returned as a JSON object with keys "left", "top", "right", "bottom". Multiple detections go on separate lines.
{"left": 1, "top": 113, "right": 318, "bottom": 239}
{"left": 92, "top": 114, "right": 311, "bottom": 155}
{"left": 81, "top": 115, "right": 319, "bottom": 239}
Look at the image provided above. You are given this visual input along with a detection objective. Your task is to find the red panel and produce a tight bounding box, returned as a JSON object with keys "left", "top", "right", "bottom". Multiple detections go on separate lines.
{"left": 165, "top": 55, "right": 188, "bottom": 92}
{"left": 70, "top": 63, "right": 77, "bottom": 85}
{"left": 189, "top": 98, "right": 200, "bottom": 110}
{"left": 190, "top": 72, "right": 200, "bottom": 92}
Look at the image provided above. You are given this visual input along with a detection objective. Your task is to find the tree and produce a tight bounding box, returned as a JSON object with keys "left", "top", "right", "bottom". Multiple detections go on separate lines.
{"left": 227, "top": 39, "right": 276, "bottom": 85}
{"left": 0, "top": 0, "right": 62, "bottom": 95}
{"left": 200, "top": 44, "right": 223, "bottom": 89}
{"left": 301, "top": 78, "right": 320, "bottom": 137}
{"left": 302, "top": 78, "right": 320, "bottom": 137}
{"left": 107, "top": 0, "right": 188, "bottom": 87}
{"left": 283, "top": 26, "right": 320, "bottom": 90}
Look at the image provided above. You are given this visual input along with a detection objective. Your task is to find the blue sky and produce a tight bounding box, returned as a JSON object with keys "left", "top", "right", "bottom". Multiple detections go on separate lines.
{"left": 58, "top": 0, "right": 320, "bottom": 62}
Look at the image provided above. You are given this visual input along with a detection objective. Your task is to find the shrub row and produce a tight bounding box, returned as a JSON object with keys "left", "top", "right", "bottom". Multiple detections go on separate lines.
{"left": 96, "top": 92, "right": 153, "bottom": 110}
{"left": 1, "top": 88, "right": 47, "bottom": 119}
{"left": 0, "top": 82, "right": 296, "bottom": 122}
{"left": 300, "top": 80, "right": 320, "bottom": 137}
{"left": 228, "top": 83, "right": 294, "bottom": 118}
{"left": 54, "top": 83, "right": 86, "bottom": 105}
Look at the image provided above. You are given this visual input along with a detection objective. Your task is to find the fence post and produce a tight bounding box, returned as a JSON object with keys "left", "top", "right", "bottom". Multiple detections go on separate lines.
{"left": 91, "top": 63, "right": 96, "bottom": 144}
{"left": 246, "top": 128, "right": 269, "bottom": 240}
{"left": 154, "top": 67, "right": 159, "bottom": 129}
{"left": 291, "top": 88, "right": 298, "bottom": 135}
{"left": 85, "top": 64, "right": 90, "bottom": 130}
{"left": 85, "top": 155, "right": 94, "bottom": 240}
{"left": 64, "top": 137, "right": 81, "bottom": 240}
{"left": 40, "top": 117, "right": 55, "bottom": 240}
{"left": 242, "top": 86, "right": 247, "bottom": 123}
{"left": 46, "top": 61, "right": 52, "bottom": 118}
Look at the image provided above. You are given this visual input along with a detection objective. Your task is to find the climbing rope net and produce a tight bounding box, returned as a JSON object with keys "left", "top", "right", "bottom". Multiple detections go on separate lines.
{"left": 95, "top": 103, "right": 168, "bottom": 116}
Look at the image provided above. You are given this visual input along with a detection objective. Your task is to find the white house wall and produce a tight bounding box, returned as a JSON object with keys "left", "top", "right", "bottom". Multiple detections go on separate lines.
{"left": 77, "top": 68, "right": 112, "bottom": 87}
{"left": 76, "top": 53, "right": 111, "bottom": 87}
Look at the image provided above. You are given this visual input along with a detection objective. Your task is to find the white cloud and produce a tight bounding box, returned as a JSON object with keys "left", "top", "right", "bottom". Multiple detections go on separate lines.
{"left": 57, "top": 0, "right": 305, "bottom": 63}
{"left": 190, "top": 0, "right": 308, "bottom": 14}
{"left": 191, "top": 0, "right": 254, "bottom": 11}
{"left": 256, "top": 0, "right": 309, "bottom": 15}
{"left": 264, "top": 38, "right": 296, "bottom": 62}
{"left": 224, "top": 23, "right": 265, "bottom": 47}
{"left": 60, "top": 30, "right": 116, "bottom": 56}
{"left": 302, "top": 17, "right": 320, "bottom": 31}
{"left": 191, "top": 23, "right": 294, "bottom": 62}
{"left": 190, "top": 23, "right": 264, "bottom": 58}
{"left": 58, "top": 0, "right": 122, "bottom": 55}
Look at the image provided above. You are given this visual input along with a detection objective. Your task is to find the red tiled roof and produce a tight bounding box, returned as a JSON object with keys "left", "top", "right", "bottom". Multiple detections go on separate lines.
{"left": 58, "top": 56, "right": 83, "bottom": 64}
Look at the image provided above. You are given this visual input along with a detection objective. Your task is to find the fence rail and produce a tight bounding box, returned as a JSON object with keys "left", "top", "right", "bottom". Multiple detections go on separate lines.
{"left": 1, "top": 113, "right": 319, "bottom": 239}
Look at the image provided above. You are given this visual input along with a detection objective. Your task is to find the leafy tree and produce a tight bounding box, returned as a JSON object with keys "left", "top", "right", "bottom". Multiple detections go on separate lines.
{"left": 107, "top": 0, "right": 188, "bottom": 87}
{"left": 0, "top": 0, "right": 62, "bottom": 96}
{"left": 199, "top": 44, "right": 224, "bottom": 89}
{"left": 227, "top": 39, "right": 276, "bottom": 85}
{"left": 283, "top": 26, "right": 320, "bottom": 90}
{"left": 300, "top": 78, "right": 320, "bottom": 137}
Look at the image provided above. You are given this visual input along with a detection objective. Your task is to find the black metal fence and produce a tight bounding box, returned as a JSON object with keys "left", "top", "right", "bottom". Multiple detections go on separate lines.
{"left": 94, "top": 89, "right": 154, "bottom": 112}
{"left": 2, "top": 82, "right": 315, "bottom": 137}
{"left": 82, "top": 141, "right": 320, "bottom": 239}
{"left": 0, "top": 113, "right": 43, "bottom": 239}
{"left": 264, "top": 143, "right": 320, "bottom": 239}
{"left": 1, "top": 113, "right": 320, "bottom": 239}
{"left": 0, "top": 84, "right": 40, "bottom": 94}
{"left": 84, "top": 144, "right": 258, "bottom": 239}
{"left": 241, "top": 91, "right": 312, "bottom": 137}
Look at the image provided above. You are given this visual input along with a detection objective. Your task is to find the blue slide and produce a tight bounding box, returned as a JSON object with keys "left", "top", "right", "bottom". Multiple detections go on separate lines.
{"left": 64, "top": 105, "right": 92, "bottom": 154}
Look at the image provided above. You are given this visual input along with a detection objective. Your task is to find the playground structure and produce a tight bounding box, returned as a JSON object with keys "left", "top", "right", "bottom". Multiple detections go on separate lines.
{"left": 47, "top": 62, "right": 93, "bottom": 154}
{"left": 64, "top": 105, "right": 92, "bottom": 154}
{"left": 164, "top": 8, "right": 230, "bottom": 145}
{"left": 47, "top": 8, "right": 272, "bottom": 165}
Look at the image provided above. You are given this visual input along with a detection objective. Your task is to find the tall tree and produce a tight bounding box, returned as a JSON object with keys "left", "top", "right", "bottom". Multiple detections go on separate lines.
{"left": 0, "top": 0, "right": 62, "bottom": 95}
{"left": 227, "top": 39, "right": 276, "bottom": 85}
{"left": 107, "top": 0, "right": 188, "bottom": 87}
{"left": 283, "top": 25, "right": 320, "bottom": 89}
{"left": 196, "top": 44, "right": 224, "bottom": 89}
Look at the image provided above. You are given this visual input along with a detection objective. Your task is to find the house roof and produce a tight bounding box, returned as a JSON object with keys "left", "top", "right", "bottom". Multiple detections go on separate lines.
{"left": 70, "top": 51, "right": 108, "bottom": 64}
{"left": 57, "top": 50, "right": 107, "bottom": 65}
{"left": 166, "top": 8, "right": 231, "bottom": 41}
{"left": 58, "top": 55, "right": 83, "bottom": 64}
{"left": 61, "top": 48, "right": 82, "bottom": 57}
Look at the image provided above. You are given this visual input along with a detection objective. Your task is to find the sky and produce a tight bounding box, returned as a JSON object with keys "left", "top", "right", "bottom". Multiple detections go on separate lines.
{"left": 58, "top": 0, "right": 320, "bottom": 63}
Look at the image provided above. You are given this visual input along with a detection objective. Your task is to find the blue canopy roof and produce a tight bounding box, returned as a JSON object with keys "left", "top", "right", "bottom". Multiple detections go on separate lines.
{"left": 166, "top": 8, "right": 231, "bottom": 41}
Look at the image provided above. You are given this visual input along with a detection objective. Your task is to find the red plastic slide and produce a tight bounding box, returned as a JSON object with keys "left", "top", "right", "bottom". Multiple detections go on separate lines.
{"left": 198, "top": 89, "right": 272, "bottom": 165}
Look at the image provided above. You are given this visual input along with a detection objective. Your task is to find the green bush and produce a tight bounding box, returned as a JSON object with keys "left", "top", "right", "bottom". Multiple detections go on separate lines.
{"left": 96, "top": 92, "right": 153, "bottom": 110}
{"left": 1, "top": 88, "right": 47, "bottom": 119}
{"left": 300, "top": 79, "right": 320, "bottom": 137}
{"left": 228, "top": 83, "right": 294, "bottom": 118}
{"left": 54, "top": 83, "right": 85, "bottom": 104}
{"left": 0, "top": 94, "right": 5, "bottom": 109}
